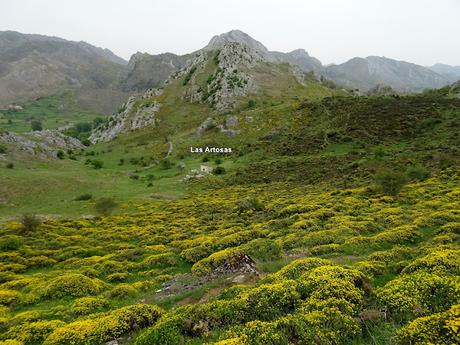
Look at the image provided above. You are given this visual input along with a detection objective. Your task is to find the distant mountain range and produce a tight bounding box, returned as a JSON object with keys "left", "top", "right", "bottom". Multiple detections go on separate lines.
{"left": 428, "top": 63, "right": 460, "bottom": 80}
{"left": 0, "top": 29, "right": 458, "bottom": 112}
{"left": 324, "top": 56, "right": 450, "bottom": 92}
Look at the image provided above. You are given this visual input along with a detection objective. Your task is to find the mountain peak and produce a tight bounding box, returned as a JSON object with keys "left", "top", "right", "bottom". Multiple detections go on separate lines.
{"left": 288, "top": 48, "right": 309, "bottom": 56}
{"left": 205, "top": 29, "right": 269, "bottom": 55}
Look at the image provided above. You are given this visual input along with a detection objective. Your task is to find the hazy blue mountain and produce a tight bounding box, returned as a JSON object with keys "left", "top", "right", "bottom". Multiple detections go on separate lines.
{"left": 429, "top": 63, "right": 460, "bottom": 81}
{"left": 324, "top": 56, "right": 451, "bottom": 92}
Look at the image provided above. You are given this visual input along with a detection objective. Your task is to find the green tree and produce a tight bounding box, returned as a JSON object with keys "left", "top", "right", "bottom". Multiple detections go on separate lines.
{"left": 212, "top": 166, "right": 226, "bottom": 175}
{"left": 94, "top": 198, "right": 118, "bottom": 216}
{"left": 20, "top": 214, "right": 41, "bottom": 233}
{"left": 56, "top": 150, "right": 65, "bottom": 159}
{"left": 91, "top": 160, "right": 104, "bottom": 169}
{"left": 31, "top": 119, "right": 43, "bottom": 131}
{"left": 375, "top": 169, "right": 407, "bottom": 196}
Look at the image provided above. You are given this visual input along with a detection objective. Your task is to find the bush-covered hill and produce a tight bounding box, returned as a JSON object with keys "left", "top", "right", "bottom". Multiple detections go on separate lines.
{"left": 0, "top": 167, "right": 459, "bottom": 344}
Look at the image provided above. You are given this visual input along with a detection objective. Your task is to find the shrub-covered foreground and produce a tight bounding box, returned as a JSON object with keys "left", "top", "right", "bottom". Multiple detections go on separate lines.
{"left": 0, "top": 169, "right": 459, "bottom": 344}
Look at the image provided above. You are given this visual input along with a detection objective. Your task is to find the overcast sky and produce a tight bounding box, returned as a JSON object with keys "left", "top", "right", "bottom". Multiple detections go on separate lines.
{"left": 0, "top": 0, "right": 459, "bottom": 66}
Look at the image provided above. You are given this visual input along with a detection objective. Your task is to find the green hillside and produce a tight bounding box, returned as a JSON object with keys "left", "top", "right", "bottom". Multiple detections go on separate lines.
{"left": 0, "top": 45, "right": 459, "bottom": 344}
{"left": 0, "top": 93, "right": 106, "bottom": 134}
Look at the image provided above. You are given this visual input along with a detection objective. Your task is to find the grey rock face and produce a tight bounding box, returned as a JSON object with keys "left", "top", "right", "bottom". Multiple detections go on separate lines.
{"left": 205, "top": 29, "right": 270, "bottom": 58}
{"left": 196, "top": 117, "right": 216, "bottom": 136}
{"left": 90, "top": 89, "right": 162, "bottom": 143}
{"left": 0, "top": 129, "right": 83, "bottom": 159}
{"left": 206, "top": 43, "right": 261, "bottom": 111}
{"left": 204, "top": 30, "right": 323, "bottom": 75}
{"left": 182, "top": 42, "right": 261, "bottom": 111}
{"left": 120, "top": 52, "right": 189, "bottom": 91}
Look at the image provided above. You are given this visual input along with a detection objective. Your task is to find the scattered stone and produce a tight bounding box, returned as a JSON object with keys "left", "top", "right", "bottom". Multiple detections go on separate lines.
{"left": 225, "top": 115, "right": 238, "bottom": 128}
{"left": 0, "top": 130, "right": 83, "bottom": 159}
{"left": 7, "top": 104, "right": 23, "bottom": 110}
{"left": 231, "top": 275, "right": 247, "bottom": 284}
{"left": 196, "top": 117, "right": 216, "bottom": 136}
{"left": 213, "top": 253, "right": 259, "bottom": 277}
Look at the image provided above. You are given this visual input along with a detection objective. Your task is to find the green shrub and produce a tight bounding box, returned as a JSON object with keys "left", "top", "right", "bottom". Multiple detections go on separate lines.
{"left": 44, "top": 304, "right": 162, "bottom": 345}
{"left": 107, "top": 272, "right": 129, "bottom": 282}
{"left": 235, "top": 196, "right": 264, "bottom": 213}
{"left": 247, "top": 99, "right": 256, "bottom": 108}
{"left": 373, "top": 145, "right": 386, "bottom": 160}
{"left": 182, "top": 66, "right": 197, "bottom": 86}
{"left": 377, "top": 271, "right": 460, "bottom": 316}
{"left": 375, "top": 169, "right": 407, "bottom": 196}
{"left": 263, "top": 258, "right": 331, "bottom": 283}
{"left": 242, "top": 238, "right": 281, "bottom": 261}
{"left": 406, "top": 165, "right": 430, "bottom": 181}
{"left": 90, "top": 159, "right": 104, "bottom": 169}
{"left": 213, "top": 166, "right": 226, "bottom": 175}
{"left": 74, "top": 193, "right": 92, "bottom": 201}
{"left": 31, "top": 120, "right": 42, "bottom": 131}
{"left": 0, "top": 236, "right": 22, "bottom": 251}
{"left": 5, "top": 162, "right": 14, "bottom": 169}
{"left": 0, "top": 145, "right": 6, "bottom": 154}
{"left": 141, "top": 253, "right": 177, "bottom": 268}
{"left": 0, "top": 290, "right": 21, "bottom": 305}
{"left": 161, "top": 158, "right": 173, "bottom": 170}
{"left": 194, "top": 299, "right": 247, "bottom": 327}
{"left": 135, "top": 314, "right": 184, "bottom": 345}
{"left": 56, "top": 150, "right": 65, "bottom": 160}
{"left": 216, "top": 230, "right": 262, "bottom": 250}
{"left": 43, "top": 273, "right": 104, "bottom": 298}
{"left": 297, "top": 266, "right": 366, "bottom": 304}
{"left": 395, "top": 304, "right": 460, "bottom": 345}
{"left": 401, "top": 249, "right": 460, "bottom": 275}
{"left": 71, "top": 297, "right": 108, "bottom": 315}
{"left": 242, "top": 281, "right": 300, "bottom": 321}
{"left": 19, "top": 214, "right": 41, "bottom": 233}
{"left": 94, "top": 198, "right": 118, "bottom": 216}
{"left": 180, "top": 243, "right": 215, "bottom": 263}
{"left": 6, "top": 320, "right": 65, "bottom": 344}
{"left": 236, "top": 308, "right": 360, "bottom": 345}
{"left": 0, "top": 340, "right": 23, "bottom": 345}
{"left": 236, "top": 319, "right": 288, "bottom": 345}
{"left": 109, "top": 283, "right": 137, "bottom": 298}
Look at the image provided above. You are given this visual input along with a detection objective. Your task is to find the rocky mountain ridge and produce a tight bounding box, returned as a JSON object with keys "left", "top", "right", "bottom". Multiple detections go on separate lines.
{"left": 0, "top": 31, "right": 130, "bottom": 114}
{"left": 325, "top": 56, "right": 451, "bottom": 92}
{"left": 1, "top": 29, "right": 458, "bottom": 120}
{"left": 429, "top": 63, "right": 460, "bottom": 82}
{"left": 124, "top": 29, "right": 454, "bottom": 94}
